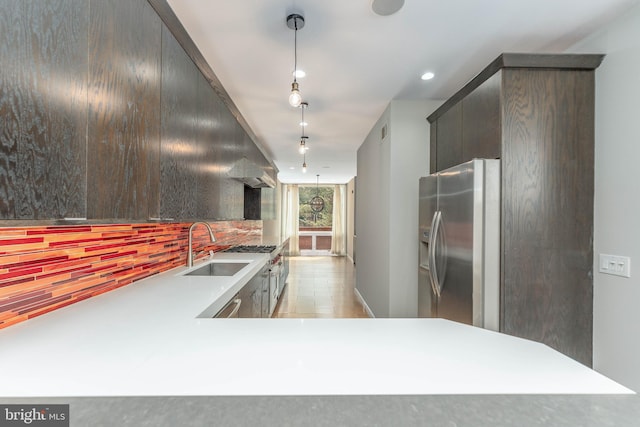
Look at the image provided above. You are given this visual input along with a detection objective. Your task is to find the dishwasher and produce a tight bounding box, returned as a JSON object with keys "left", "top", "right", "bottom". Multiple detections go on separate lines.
{"left": 211, "top": 262, "right": 269, "bottom": 318}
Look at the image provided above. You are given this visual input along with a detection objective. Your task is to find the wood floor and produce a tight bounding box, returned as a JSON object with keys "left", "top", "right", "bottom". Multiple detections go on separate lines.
{"left": 273, "top": 256, "right": 370, "bottom": 318}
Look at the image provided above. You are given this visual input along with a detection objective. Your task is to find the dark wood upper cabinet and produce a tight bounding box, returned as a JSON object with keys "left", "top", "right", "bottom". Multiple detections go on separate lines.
{"left": 216, "top": 107, "right": 244, "bottom": 220}
{"left": 461, "top": 72, "right": 501, "bottom": 162}
{"left": 1, "top": 0, "right": 88, "bottom": 220}
{"left": 0, "top": 0, "right": 275, "bottom": 223}
{"left": 159, "top": 24, "right": 199, "bottom": 220}
{"left": 194, "top": 74, "right": 222, "bottom": 220}
{"left": 429, "top": 121, "right": 437, "bottom": 173}
{"left": 434, "top": 102, "right": 463, "bottom": 172}
{"left": 427, "top": 53, "right": 604, "bottom": 366}
{"left": 87, "top": 0, "right": 161, "bottom": 220}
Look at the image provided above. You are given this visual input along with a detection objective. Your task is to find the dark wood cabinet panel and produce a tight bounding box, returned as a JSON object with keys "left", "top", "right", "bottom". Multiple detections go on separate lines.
{"left": 0, "top": 0, "right": 88, "bottom": 219}
{"left": 214, "top": 97, "right": 243, "bottom": 220}
{"left": 160, "top": 25, "right": 199, "bottom": 220}
{"left": 500, "top": 69, "right": 595, "bottom": 366}
{"left": 429, "top": 121, "right": 437, "bottom": 174}
{"left": 462, "top": 72, "right": 501, "bottom": 161}
{"left": 217, "top": 110, "right": 244, "bottom": 220}
{"left": 0, "top": 1, "right": 24, "bottom": 218}
{"left": 435, "top": 102, "right": 463, "bottom": 171}
{"left": 87, "top": 0, "right": 161, "bottom": 219}
{"left": 194, "top": 74, "right": 222, "bottom": 219}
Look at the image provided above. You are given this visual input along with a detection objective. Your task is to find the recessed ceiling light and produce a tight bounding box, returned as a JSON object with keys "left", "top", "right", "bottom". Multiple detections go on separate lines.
{"left": 421, "top": 72, "right": 435, "bottom": 81}
{"left": 299, "top": 121, "right": 308, "bottom": 127}
{"left": 372, "top": 0, "right": 405, "bottom": 16}
{"left": 293, "top": 69, "right": 306, "bottom": 78}
{"left": 289, "top": 166, "right": 296, "bottom": 170}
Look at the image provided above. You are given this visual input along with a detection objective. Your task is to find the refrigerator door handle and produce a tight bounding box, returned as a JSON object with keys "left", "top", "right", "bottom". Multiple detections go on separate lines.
{"left": 429, "top": 210, "right": 443, "bottom": 299}
{"left": 431, "top": 211, "right": 446, "bottom": 298}
{"left": 427, "top": 211, "right": 438, "bottom": 298}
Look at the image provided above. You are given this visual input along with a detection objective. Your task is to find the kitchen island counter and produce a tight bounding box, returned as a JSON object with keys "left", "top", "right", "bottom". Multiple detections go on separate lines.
{"left": 0, "top": 254, "right": 632, "bottom": 397}
{"left": 2, "top": 394, "right": 639, "bottom": 427}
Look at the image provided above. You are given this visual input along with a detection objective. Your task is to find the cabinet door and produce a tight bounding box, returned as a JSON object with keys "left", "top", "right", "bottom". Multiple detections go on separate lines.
{"left": 216, "top": 108, "right": 244, "bottom": 220}
{"left": 435, "top": 102, "right": 463, "bottom": 171}
{"left": 500, "top": 68, "right": 595, "bottom": 366}
{"left": 87, "top": 0, "right": 161, "bottom": 219}
{"left": 429, "top": 121, "right": 437, "bottom": 174}
{"left": 1, "top": 0, "right": 88, "bottom": 219}
{"left": 462, "top": 72, "right": 501, "bottom": 161}
{"left": 159, "top": 24, "right": 198, "bottom": 220}
{"left": 195, "top": 74, "right": 222, "bottom": 219}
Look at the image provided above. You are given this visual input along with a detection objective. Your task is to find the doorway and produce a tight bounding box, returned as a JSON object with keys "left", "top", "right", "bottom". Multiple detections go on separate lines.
{"left": 298, "top": 185, "right": 333, "bottom": 256}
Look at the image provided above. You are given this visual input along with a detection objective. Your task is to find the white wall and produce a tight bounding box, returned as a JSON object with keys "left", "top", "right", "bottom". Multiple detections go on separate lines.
{"left": 388, "top": 100, "right": 439, "bottom": 316}
{"left": 356, "top": 105, "right": 391, "bottom": 317}
{"left": 568, "top": 4, "right": 640, "bottom": 392}
{"left": 346, "top": 177, "right": 356, "bottom": 263}
{"left": 356, "top": 100, "right": 441, "bottom": 317}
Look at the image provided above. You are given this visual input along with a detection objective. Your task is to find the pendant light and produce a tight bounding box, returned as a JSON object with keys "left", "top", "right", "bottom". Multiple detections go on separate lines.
{"left": 310, "top": 174, "right": 325, "bottom": 214}
{"left": 299, "top": 136, "right": 308, "bottom": 154}
{"left": 287, "top": 14, "right": 305, "bottom": 107}
{"left": 298, "top": 102, "right": 308, "bottom": 154}
{"left": 309, "top": 174, "right": 325, "bottom": 222}
{"left": 302, "top": 150, "right": 307, "bottom": 173}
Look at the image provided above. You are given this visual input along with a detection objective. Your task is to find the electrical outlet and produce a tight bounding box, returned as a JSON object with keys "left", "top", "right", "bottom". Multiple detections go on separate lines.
{"left": 599, "top": 254, "right": 631, "bottom": 278}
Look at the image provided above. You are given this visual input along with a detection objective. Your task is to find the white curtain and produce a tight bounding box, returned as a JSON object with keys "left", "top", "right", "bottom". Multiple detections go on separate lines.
{"left": 331, "top": 184, "right": 347, "bottom": 255}
{"left": 281, "top": 184, "right": 300, "bottom": 256}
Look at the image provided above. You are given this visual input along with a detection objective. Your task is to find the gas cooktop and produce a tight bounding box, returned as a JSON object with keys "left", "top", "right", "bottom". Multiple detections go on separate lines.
{"left": 224, "top": 245, "right": 277, "bottom": 254}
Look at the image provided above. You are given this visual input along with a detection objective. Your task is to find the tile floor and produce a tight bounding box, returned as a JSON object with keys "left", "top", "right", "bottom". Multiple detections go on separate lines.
{"left": 272, "top": 256, "right": 370, "bottom": 318}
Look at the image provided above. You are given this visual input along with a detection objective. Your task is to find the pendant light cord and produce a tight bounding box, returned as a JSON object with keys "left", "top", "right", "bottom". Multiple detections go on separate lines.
{"left": 301, "top": 103, "right": 305, "bottom": 137}
{"left": 293, "top": 21, "right": 298, "bottom": 84}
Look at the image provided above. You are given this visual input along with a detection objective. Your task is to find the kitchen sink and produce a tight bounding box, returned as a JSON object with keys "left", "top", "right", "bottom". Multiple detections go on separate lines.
{"left": 184, "top": 262, "right": 249, "bottom": 277}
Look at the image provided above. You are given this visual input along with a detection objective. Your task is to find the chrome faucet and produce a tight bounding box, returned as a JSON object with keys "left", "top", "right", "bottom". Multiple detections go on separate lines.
{"left": 187, "top": 222, "right": 216, "bottom": 267}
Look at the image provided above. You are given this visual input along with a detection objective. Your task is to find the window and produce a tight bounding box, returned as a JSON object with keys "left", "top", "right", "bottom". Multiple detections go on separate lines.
{"left": 299, "top": 186, "right": 333, "bottom": 254}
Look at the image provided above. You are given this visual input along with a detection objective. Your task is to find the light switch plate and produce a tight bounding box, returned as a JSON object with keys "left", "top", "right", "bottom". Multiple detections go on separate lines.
{"left": 599, "top": 254, "right": 631, "bottom": 278}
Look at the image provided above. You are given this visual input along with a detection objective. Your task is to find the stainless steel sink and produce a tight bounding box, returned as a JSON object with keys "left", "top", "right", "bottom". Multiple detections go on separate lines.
{"left": 184, "top": 262, "right": 249, "bottom": 277}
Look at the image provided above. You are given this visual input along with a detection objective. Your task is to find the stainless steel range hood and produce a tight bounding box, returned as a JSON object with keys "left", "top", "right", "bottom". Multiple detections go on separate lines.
{"left": 228, "top": 158, "right": 276, "bottom": 188}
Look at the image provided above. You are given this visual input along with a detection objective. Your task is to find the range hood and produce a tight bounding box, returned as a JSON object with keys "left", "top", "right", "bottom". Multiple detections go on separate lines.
{"left": 228, "top": 158, "right": 276, "bottom": 188}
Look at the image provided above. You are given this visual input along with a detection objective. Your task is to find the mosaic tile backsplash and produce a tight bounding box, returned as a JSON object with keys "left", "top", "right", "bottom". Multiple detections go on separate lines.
{"left": 0, "top": 221, "right": 262, "bottom": 329}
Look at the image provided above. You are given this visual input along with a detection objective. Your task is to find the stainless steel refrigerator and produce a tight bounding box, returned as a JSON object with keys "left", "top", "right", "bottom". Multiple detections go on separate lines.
{"left": 418, "top": 159, "right": 500, "bottom": 331}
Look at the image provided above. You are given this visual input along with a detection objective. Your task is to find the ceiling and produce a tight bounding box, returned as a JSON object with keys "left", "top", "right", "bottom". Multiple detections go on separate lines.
{"left": 166, "top": 0, "right": 638, "bottom": 184}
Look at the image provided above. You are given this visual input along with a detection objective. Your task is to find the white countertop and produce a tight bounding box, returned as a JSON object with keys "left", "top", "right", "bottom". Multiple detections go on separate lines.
{"left": 0, "top": 254, "right": 632, "bottom": 397}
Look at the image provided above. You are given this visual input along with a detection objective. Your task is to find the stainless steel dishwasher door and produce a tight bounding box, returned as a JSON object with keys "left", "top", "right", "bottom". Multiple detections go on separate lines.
{"left": 238, "top": 263, "right": 270, "bottom": 318}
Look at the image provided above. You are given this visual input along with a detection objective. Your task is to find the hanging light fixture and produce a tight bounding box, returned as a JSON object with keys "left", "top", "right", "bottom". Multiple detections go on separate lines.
{"left": 299, "top": 136, "right": 308, "bottom": 154}
{"left": 286, "top": 13, "right": 305, "bottom": 107}
{"left": 302, "top": 151, "right": 308, "bottom": 173}
{"left": 298, "top": 102, "right": 308, "bottom": 154}
{"left": 310, "top": 174, "right": 325, "bottom": 220}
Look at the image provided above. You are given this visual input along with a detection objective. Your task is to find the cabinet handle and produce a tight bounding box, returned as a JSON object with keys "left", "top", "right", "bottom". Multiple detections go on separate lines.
{"left": 226, "top": 299, "right": 242, "bottom": 318}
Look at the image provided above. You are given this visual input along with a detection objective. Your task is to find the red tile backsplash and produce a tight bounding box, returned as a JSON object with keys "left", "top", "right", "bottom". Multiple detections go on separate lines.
{"left": 0, "top": 221, "right": 262, "bottom": 329}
